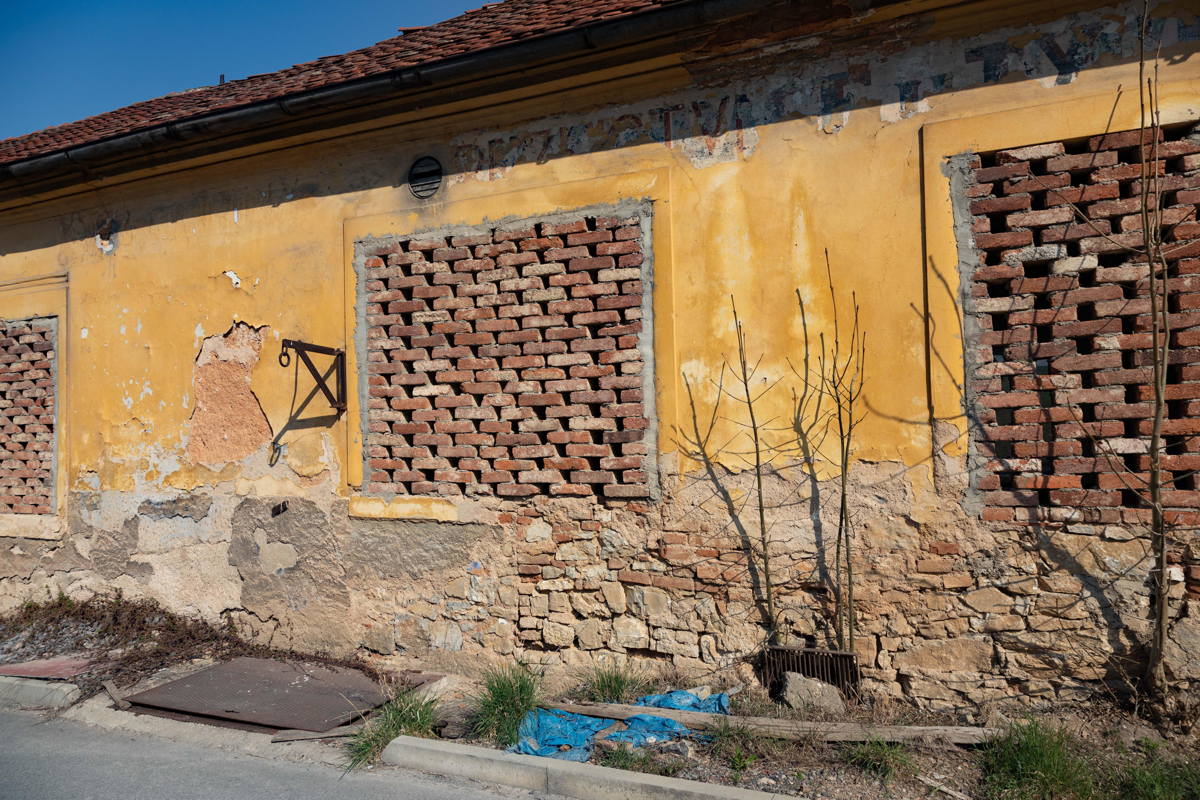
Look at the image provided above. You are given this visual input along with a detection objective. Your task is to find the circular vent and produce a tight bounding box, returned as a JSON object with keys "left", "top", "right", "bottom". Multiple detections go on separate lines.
{"left": 408, "top": 156, "right": 443, "bottom": 199}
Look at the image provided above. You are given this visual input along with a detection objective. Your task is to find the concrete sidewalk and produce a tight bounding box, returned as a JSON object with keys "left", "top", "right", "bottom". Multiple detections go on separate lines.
{"left": 0, "top": 710, "right": 557, "bottom": 800}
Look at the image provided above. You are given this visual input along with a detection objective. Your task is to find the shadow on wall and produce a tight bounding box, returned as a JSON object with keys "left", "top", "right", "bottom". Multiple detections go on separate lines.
{"left": 268, "top": 344, "right": 343, "bottom": 467}
{"left": 1, "top": 3, "right": 1195, "bottom": 258}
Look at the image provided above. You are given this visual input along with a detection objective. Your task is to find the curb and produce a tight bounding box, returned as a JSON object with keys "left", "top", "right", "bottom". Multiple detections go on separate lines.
{"left": 382, "top": 735, "right": 788, "bottom": 800}
{"left": 0, "top": 676, "right": 80, "bottom": 710}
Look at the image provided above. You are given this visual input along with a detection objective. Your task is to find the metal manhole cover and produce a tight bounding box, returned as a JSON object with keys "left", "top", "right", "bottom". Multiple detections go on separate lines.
{"left": 0, "top": 655, "right": 98, "bottom": 680}
{"left": 123, "top": 657, "right": 385, "bottom": 732}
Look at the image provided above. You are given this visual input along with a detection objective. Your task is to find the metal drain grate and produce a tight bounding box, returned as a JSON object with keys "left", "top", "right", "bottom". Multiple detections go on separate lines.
{"left": 758, "top": 646, "right": 861, "bottom": 695}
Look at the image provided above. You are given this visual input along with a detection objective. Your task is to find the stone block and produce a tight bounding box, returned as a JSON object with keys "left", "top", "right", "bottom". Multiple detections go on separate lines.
{"left": 780, "top": 673, "right": 846, "bottom": 714}
{"left": 963, "top": 587, "right": 1012, "bottom": 613}
{"left": 611, "top": 616, "right": 648, "bottom": 649}
{"left": 894, "top": 638, "right": 993, "bottom": 672}
{"left": 982, "top": 614, "right": 1026, "bottom": 632}
{"left": 429, "top": 621, "right": 463, "bottom": 651}
{"left": 943, "top": 572, "right": 974, "bottom": 589}
{"left": 575, "top": 619, "right": 609, "bottom": 650}
{"left": 625, "top": 585, "right": 669, "bottom": 617}
{"left": 543, "top": 621, "right": 574, "bottom": 647}
{"left": 600, "top": 581, "right": 626, "bottom": 614}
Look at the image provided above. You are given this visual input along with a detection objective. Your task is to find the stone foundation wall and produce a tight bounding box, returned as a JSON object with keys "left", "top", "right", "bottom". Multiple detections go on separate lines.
{"left": 3, "top": 433, "right": 1197, "bottom": 712}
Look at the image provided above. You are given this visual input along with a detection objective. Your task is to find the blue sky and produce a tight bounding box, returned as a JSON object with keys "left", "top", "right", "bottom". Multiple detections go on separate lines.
{"left": 0, "top": 0, "right": 478, "bottom": 141}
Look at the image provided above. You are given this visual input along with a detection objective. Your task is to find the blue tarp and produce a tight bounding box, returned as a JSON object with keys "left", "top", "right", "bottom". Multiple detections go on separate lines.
{"left": 510, "top": 690, "right": 731, "bottom": 761}
{"left": 635, "top": 691, "right": 730, "bottom": 715}
{"left": 510, "top": 708, "right": 613, "bottom": 761}
{"left": 603, "top": 713, "right": 691, "bottom": 746}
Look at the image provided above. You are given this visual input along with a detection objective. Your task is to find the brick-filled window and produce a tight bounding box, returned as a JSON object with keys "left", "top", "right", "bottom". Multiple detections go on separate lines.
{"left": 966, "top": 124, "right": 1200, "bottom": 524}
{"left": 362, "top": 212, "right": 650, "bottom": 500}
{"left": 0, "top": 317, "right": 56, "bottom": 514}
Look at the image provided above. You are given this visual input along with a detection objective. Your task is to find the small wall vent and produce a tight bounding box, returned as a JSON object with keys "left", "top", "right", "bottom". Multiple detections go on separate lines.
{"left": 407, "top": 156, "right": 443, "bottom": 199}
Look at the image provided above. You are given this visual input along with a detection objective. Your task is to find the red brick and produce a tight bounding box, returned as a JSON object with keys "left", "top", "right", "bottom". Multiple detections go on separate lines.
{"left": 970, "top": 194, "right": 1032, "bottom": 214}
{"left": 975, "top": 231, "right": 1033, "bottom": 249}
{"left": 975, "top": 162, "right": 1031, "bottom": 183}
{"left": 364, "top": 219, "right": 647, "bottom": 501}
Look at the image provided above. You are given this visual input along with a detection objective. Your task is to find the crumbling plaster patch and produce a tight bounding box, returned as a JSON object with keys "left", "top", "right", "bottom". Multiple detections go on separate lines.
{"left": 186, "top": 323, "right": 273, "bottom": 466}
{"left": 137, "top": 494, "right": 212, "bottom": 521}
{"left": 228, "top": 497, "right": 352, "bottom": 652}
{"left": 343, "top": 516, "right": 494, "bottom": 581}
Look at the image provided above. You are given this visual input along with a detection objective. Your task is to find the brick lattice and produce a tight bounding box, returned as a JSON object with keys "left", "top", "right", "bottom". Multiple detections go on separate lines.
{"left": 967, "top": 124, "right": 1200, "bottom": 526}
{"left": 0, "top": 317, "right": 56, "bottom": 514}
{"left": 363, "top": 213, "right": 650, "bottom": 500}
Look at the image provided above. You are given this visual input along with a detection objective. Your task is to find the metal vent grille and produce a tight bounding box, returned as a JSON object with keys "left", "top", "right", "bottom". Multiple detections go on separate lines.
{"left": 758, "top": 646, "right": 861, "bottom": 696}
{"left": 408, "top": 156, "right": 443, "bottom": 199}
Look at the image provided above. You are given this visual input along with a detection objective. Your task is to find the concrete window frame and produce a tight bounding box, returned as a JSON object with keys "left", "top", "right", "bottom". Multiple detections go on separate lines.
{"left": 0, "top": 274, "right": 67, "bottom": 539}
{"left": 340, "top": 169, "right": 673, "bottom": 521}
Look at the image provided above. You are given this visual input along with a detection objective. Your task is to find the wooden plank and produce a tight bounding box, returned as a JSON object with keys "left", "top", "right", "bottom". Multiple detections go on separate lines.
{"left": 543, "top": 702, "right": 997, "bottom": 745}
{"left": 103, "top": 681, "right": 130, "bottom": 710}
{"left": 917, "top": 774, "right": 976, "bottom": 800}
{"left": 271, "top": 724, "right": 362, "bottom": 743}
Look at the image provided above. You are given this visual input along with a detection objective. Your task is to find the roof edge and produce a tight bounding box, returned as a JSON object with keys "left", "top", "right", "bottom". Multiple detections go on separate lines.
{"left": 0, "top": 0, "right": 762, "bottom": 199}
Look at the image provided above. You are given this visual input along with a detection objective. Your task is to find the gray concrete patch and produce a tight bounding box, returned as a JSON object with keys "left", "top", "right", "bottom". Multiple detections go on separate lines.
{"left": 345, "top": 517, "right": 493, "bottom": 579}
{"left": 0, "top": 676, "right": 80, "bottom": 710}
{"left": 943, "top": 150, "right": 987, "bottom": 517}
{"left": 382, "top": 735, "right": 787, "bottom": 800}
{"left": 137, "top": 494, "right": 213, "bottom": 521}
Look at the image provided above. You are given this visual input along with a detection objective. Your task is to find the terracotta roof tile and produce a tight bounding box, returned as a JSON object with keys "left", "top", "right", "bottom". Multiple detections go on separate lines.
{"left": 0, "top": 0, "right": 684, "bottom": 166}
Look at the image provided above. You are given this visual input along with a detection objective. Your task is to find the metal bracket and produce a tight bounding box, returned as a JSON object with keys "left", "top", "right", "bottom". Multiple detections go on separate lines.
{"left": 279, "top": 339, "right": 346, "bottom": 412}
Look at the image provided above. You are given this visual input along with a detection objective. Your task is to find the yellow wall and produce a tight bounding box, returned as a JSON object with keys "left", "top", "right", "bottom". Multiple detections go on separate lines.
{"left": 0, "top": 0, "right": 1197, "bottom": 534}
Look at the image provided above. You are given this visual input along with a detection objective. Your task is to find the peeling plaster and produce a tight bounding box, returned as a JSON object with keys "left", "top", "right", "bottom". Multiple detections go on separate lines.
{"left": 186, "top": 323, "right": 274, "bottom": 466}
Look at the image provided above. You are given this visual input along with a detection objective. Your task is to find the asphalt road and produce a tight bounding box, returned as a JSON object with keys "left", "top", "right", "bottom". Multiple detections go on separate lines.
{"left": 0, "top": 710, "right": 547, "bottom": 800}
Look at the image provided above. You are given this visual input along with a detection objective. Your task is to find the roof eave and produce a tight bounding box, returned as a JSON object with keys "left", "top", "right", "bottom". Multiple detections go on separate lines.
{"left": 0, "top": 0, "right": 764, "bottom": 199}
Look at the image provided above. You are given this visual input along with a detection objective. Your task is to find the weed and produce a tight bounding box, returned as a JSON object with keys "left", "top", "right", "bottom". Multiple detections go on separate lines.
{"left": 842, "top": 738, "right": 913, "bottom": 784}
{"left": 599, "top": 748, "right": 685, "bottom": 777}
{"left": 579, "top": 663, "right": 654, "bottom": 704}
{"left": 707, "top": 717, "right": 784, "bottom": 776}
{"left": 979, "top": 720, "right": 1098, "bottom": 800}
{"left": 345, "top": 691, "right": 438, "bottom": 770}
{"left": 729, "top": 688, "right": 788, "bottom": 718}
{"left": 1118, "top": 753, "right": 1200, "bottom": 800}
{"left": 708, "top": 719, "right": 755, "bottom": 756}
{"left": 729, "top": 746, "right": 759, "bottom": 772}
{"left": 472, "top": 662, "right": 540, "bottom": 746}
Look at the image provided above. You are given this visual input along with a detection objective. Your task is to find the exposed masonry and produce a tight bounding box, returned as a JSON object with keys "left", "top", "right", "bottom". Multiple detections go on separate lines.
{"left": 0, "top": 317, "right": 56, "bottom": 514}
{"left": 964, "top": 123, "right": 1200, "bottom": 600}
{"left": 361, "top": 211, "right": 651, "bottom": 500}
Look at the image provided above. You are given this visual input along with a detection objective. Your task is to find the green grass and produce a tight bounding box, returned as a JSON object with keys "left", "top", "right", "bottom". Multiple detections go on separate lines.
{"left": 706, "top": 718, "right": 783, "bottom": 775}
{"left": 842, "top": 738, "right": 913, "bottom": 784}
{"left": 344, "top": 691, "right": 438, "bottom": 770}
{"left": 728, "top": 745, "right": 759, "bottom": 772}
{"left": 978, "top": 719, "right": 1200, "bottom": 800}
{"left": 578, "top": 663, "right": 655, "bottom": 703}
{"left": 1117, "top": 753, "right": 1200, "bottom": 800}
{"left": 979, "top": 720, "right": 1098, "bottom": 800}
{"left": 472, "top": 662, "right": 541, "bottom": 747}
{"left": 599, "top": 747, "right": 686, "bottom": 777}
